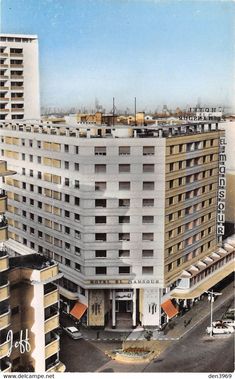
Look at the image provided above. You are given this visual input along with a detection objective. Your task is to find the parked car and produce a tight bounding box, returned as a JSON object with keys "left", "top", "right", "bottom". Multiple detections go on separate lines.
{"left": 222, "top": 319, "right": 235, "bottom": 328}
{"left": 63, "top": 326, "right": 83, "bottom": 339}
{"left": 206, "top": 324, "right": 234, "bottom": 335}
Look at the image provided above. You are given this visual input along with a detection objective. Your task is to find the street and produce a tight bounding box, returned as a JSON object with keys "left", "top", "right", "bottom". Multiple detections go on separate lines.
{"left": 60, "top": 282, "right": 234, "bottom": 373}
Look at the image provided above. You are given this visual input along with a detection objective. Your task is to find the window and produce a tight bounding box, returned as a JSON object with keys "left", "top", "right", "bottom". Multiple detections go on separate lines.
{"left": 65, "top": 210, "right": 70, "bottom": 218}
{"left": 142, "top": 233, "right": 154, "bottom": 241}
{"left": 65, "top": 194, "right": 70, "bottom": 203}
{"left": 119, "top": 146, "right": 130, "bottom": 155}
{"left": 22, "top": 182, "right": 26, "bottom": 189}
{"left": 119, "top": 164, "right": 130, "bottom": 173}
{"left": 22, "top": 210, "right": 26, "bottom": 217}
{"left": 143, "top": 198, "right": 154, "bottom": 207}
{"left": 37, "top": 156, "right": 41, "bottom": 164}
{"left": 37, "top": 141, "right": 41, "bottom": 149}
{"left": 119, "top": 250, "right": 130, "bottom": 257}
{"left": 96, "top": 267, "right": 106, "bottom": 275}
{"left": 64, "top": 177, "right": 70, "bottom": 186}
{"left": 65, "top": 242, "right": 70, "bottom": 251}
{"left": 64, "top": 226, "right": 70, "bottom": 234}
{"left": 22, "top": 153, "right": 25, "bottom": 160}
{"left": 119, "top": 199, "right": 130, "bottom": 207}
{"left": 95, "top": 199, "right": 106, "bottom": 207}
{"left": 22, "top": 168, "right": 25, "bottom": 175}
{"left": 38, "top": 171, "right": 42, "bottom": 179}
{"left": 142, "top": 266, "right": 153, "bottom": 275}
{"left": 22, "top": 196, "right": 26, "bottom": 203}
{"left": 95, "top": 164, "right": 106, "bottom": 173}
{"left": 95, "top": 250, "right": 107, "bottom": 258}
{"left": 143, "top": 146, "right": 154, "bottom": 155}
{"left": 75, "top": 246, "right": 81, "bottom": 255}
{"left": 95, "top": 182, "right": 106, "bottom": 191}
{"left": 119, "top": 266, "right": 130, "bottom": 274}
{"left": 29, "top": 170, "right": 33, "bottom": 177}
{"left": 64, "top": 144, "right": 69, "bottom": 152}
{"left": 38, "top": 186, "right": 42, "bottom": 194}
{"left": 30, "top": 184, "right": 34, "bottom": 192}
{"left": 38, "top": 231, "right": 43, "bottom": 238}
{"left": 75, "top": 230, "right": 81, "bottom": 239}
{"left": 30, "top": 227, "right": 34, "bottom": 235}
{"left": 168, "top": 262, "right": 173, "bottom": 271}
{"left": 95, "top": 146, "right": 106, "bottom": 155}
{"left": 143, "top": 182, "right": 154, "bottom": 190}
{"left": 65, "top": 258, "right": 71, "bottom": 267}
{"left": 74, "top": 180, "right": 80, "bottom": 189}
{"left": 30, "top": 199, "right": 34, "bottom": 206}
{"left": 119, "top": 216, "right": 130, "bottom": 224}
{"left": 95, "top": 233, "right": 106, "bottom": 241}
{"left": 64, "top": 161, "right": 69, "bottom": 169}
{"left": 142, "top": 216, "right": 154, "bottom": 224}
{"left": 142, "top": 250, "right": 154, "bottom": 257}
{"left": 29, "top": 154, "right": 33, "bottom": 162}
{"left": 74, "top": 213, "right": 80, "bottom": 222}
{"left": 74, "top": 197, "right": 80, "bottom": 206}
{"left": 38, "top": 201, "right": 42, "bottom": 209}
{"left": 119, "top": 182, "right": 130, "bottom": 190}
{"left": 38, "top": 216, "right": 42, "bottom": 224}
{"left": 95, "top": 216, "right": 106, "bottom": 224}
{"left": 75, "top": 263, "right": 81, "bottom": 271}
{"left": 74, "top": 163, "right": 79, "bottom": 171}
{"left": 119, "top": 233, "right": 130, "bottom": 241}
{"left": 75, "top": 146, "right": 79, "bottom": 154}
{"left": 29, "top": 140, "right": 33, "bottom": 147}
{"left": 143, "top": 164, "right": 154, "bottom": 173}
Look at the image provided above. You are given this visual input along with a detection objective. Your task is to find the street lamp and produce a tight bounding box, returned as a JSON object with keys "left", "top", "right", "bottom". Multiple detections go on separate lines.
{"left": 206, "top": 290, "right": 222, "bottom": 337}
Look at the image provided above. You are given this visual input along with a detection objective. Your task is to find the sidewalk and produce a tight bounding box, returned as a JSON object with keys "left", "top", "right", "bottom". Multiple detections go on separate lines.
{"left": 66, "top": 279, "right": 234, "bottom": 343}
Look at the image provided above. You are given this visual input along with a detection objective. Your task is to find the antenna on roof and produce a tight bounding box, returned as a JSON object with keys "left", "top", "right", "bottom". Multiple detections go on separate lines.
{"left": 134, "top": 97, "right": 137, "bottom": 126}
{"left": 113, "top": 97, "right": 115, "bottom": 127}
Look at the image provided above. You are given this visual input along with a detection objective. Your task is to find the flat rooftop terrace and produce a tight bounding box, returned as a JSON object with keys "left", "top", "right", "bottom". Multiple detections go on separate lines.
{"left": 0, "top": 120, "right": 223, "bottom": 139}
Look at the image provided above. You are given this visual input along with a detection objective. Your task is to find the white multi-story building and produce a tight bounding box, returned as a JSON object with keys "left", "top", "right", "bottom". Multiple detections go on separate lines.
{"left": 0, "top": 121, "right": 234, "bottom": 329}
{"left": 0, "top": 34, "right": 40, "bottom": 121}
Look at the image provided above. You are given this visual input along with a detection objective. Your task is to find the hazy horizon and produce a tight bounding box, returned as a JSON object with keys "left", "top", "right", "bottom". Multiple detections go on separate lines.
{"left": 1, "top": 0, "right": 234, "bottom": 111}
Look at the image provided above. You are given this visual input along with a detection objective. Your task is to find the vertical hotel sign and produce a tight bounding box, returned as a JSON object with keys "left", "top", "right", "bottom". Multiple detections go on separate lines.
{"left": 217, "top": 136, "right": 226, "bottom": 240}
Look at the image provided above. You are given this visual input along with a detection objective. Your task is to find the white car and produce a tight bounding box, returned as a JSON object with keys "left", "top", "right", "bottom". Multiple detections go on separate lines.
{"left": 206, "top": 324, "right": 234, "bottom": 335}
{"left": 222, "top": 319, "right": 235, "bottom": 328}
{"left": 63, "top": 326, "right": 83, "bottom": 339}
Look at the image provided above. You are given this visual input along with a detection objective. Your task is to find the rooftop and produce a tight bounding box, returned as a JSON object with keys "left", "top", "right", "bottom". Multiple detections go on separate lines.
{"left": 9, "top": 254, "right": 55, "bottom": 271}
{"left": 0, "top": 120, "right": 223, "bottom": 139}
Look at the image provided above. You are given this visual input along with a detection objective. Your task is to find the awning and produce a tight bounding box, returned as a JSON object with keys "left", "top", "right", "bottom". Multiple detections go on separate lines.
{"left": 70, "top": 301, "right": 87, "bottom": 320}
{"left": 161, "top": 299, "right": 179, "bottom": 319}
{"left": 171, "top": 261, "right": 234, "bottom": 300}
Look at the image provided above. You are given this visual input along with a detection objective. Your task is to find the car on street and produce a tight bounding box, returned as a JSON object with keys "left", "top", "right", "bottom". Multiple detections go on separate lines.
{"left": 206, "top": 323, "right": 234, "bottom": 335}
{"left": 222, "top": 319, "right": 235, "bottom": 328}
{"left": 63, "top": 326, "right": 83, "bottom": 339}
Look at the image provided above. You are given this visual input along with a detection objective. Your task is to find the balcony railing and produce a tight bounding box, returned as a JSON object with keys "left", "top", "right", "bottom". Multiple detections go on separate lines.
{"left": 0, "top": 249, "right": 7, "bottom": 258}
{"left": 44, "top": 283, "right": 57, "bottom": 295}
{"left": 0, "top": 359, "right": 12, "bottom": 372}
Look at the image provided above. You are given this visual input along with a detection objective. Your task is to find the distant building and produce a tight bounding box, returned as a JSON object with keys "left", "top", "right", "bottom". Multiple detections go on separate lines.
{"left": 0, "top": 160, "right": 65, "bottom": 373}
{"left": 0, "top": 34, "right": 40, "bottom": 121}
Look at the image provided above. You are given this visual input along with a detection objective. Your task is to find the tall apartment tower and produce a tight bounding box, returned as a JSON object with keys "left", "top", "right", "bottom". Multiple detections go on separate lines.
{"left": 0, "top": 160, "right": 65, "bottom": 373}
{"left": 0, "top": 34, "right": 40, "bottom": 121}
{"left": 0, "top": 121, "right": 234, "bottom": 329}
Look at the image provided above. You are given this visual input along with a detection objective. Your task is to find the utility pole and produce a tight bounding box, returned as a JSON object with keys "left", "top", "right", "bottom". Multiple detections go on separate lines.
{"left": 113, "top": 97, "right": 115, "bottom": 127}
{"left": 134, "top": 97, "right": 137, "bottom": 126}
{"left": 206, "top": 290, "right": 222, "bottom": 337}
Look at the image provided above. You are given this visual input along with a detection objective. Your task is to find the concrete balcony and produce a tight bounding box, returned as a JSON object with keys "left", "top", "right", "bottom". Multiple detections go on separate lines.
{"left": 10, "top": 52, "right": 23, "bottom": 57}
{"left": 0, "top": 256, "right": 9, "bottom": 272}
{"left": 11, "top": 108, "right": 24, "bottom": 112}
{"left": 0, "top": 76, "right": 9, "bottom": 80}
{"left": 44, "top": 309, "right": 59, "bottom": 334}
{"left": 10, "top": 64, "right": 23, "bottom": 68}
{"left": 0, "top": 194, "right": 7, "bottom": 213}
{"left": 0, "top": 87, "right": 9, "bottom": 91}
{"left": 0, "top": 339, "right": 10, "bottom": 359}
{"left": 0, "top": 360, "right": 12, "bottom": 372}
{"left": 0, "top": 224, "right": 7, "bottom": 241}
{"left": 11, "top": 97, "right": 24, "bottom": 102}
{"left": 45, "top": 333, "right": 60, "bottom": 359}
{"left": 0, "top": 53, "right": 8, "bottom": 57}
{"left": 10, "top": 86, "right": 24, "bottom": 91}
{"left": 46, "top": 361, "right": 65, "bottom": 372}
{"left": 44, "top": 284, "right": 59, "bottom": 308}
{"left": 0, "top": 308, "right": 10, "bottom": 330}
{"left": 0, "top": 109, "right": 9, "bottom": 113}
{"left": 0, "top": 282, "right": 9, "bottom": 302}
{"left": 0, "top": 98, "right": 9, "bottom": 102}
{"left": 10, "top": 75, "right": 24, "bottom": 80}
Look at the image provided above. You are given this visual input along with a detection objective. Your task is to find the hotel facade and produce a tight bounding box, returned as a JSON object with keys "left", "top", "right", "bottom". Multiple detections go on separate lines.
{"left": 0, "top": 160, "right": 65, "bottom": 372}
{"left": 0, "top": 34, "right": 40, "bottom": 121}
{"left": 0, "top": 121, "right": 234, "bottom": 328}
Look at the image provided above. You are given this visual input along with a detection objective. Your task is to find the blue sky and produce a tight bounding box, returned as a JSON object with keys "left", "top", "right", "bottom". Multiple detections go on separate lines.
{"left": 1, "top": 0, "right": 234, "bottom": 112}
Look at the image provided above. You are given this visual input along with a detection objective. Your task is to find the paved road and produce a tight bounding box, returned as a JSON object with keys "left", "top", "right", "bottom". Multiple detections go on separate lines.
{"left": 97, "top": 296, "right": 234, "bottom": 373}
{"left": 144, "top": 297, "right": 234, "bottom": 372}
{"left": 60, "top": 334, "right": 111, "bottom": 372}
